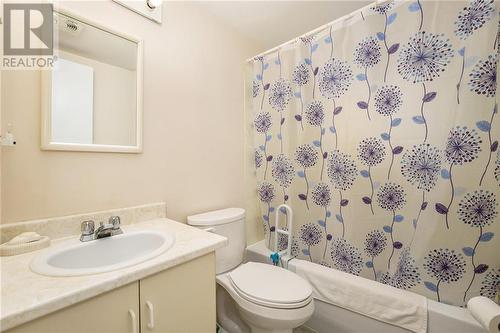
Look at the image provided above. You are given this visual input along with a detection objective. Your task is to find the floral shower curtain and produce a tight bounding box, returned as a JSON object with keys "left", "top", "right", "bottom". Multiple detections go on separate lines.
{"left": 250, "top": 0, "right": 499, "bottom": 307}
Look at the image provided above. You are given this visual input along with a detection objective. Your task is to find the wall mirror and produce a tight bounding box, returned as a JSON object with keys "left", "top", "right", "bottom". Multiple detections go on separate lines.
{"left": 41, "top": 9, "right": 143, "bottom": 153}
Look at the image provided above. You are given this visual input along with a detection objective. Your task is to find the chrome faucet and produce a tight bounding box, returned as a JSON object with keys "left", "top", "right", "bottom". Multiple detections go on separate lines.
{"left": 80, "top": 216, "right": 123, "bottom": 242}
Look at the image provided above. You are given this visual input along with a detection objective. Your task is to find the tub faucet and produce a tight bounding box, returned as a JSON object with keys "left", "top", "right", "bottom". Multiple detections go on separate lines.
{"left": 80, "top": 216, "right": 123, "bottom": 242}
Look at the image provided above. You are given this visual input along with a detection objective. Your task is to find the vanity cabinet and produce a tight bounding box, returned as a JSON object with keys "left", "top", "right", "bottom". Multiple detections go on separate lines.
{"left": 5, "top": 253, "right": 216, "bottom": 333}
{"left": 5, "top": 282, "right": 140, "bottom": 333}
{"left": 140, "top": 252, "right": 216, "bottom": 332}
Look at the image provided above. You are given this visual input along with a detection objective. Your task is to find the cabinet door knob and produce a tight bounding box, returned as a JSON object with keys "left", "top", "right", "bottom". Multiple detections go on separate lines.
{"left": 146, "top": 301, "right": 155, "bottom": 330}
{"left": 128, "top": 309, "right": 138, "bottom": 333}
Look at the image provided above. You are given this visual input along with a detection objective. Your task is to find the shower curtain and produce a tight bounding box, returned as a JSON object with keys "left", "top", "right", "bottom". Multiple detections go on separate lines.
{"left": 250, "top": 0, "right": 499, "bottom": 307}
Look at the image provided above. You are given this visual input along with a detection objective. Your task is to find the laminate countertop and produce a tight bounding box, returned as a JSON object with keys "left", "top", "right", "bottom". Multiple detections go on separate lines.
{"left": 0, "top": 218, "right": 227, "bottom": 331}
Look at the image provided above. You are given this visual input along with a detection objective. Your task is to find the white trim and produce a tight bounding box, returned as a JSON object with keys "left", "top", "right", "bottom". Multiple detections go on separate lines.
{"left": 41, "top": 7, "right": 144, "bottom": 154}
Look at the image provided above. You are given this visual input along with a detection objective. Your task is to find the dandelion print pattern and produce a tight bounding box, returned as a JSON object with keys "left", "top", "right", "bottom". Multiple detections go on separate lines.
{"left": 454, "top": 0, "right": 495, "bottom": 40}
{"left": 300, "top": 36, "right": 318, "bottom": 98}
{"left": 459, "top": 190, "right": 498, "bottom": 302}
{"left": 372, "top": 0, "right": 394, "bottom": 15}
{"left": 454, "top": 0, "right": 495, "bottom": 103}
{"left": 258, "top": 182, "right": 275, "bottom": 204}
{"left": 330, "top": 238, "right": 364, "bottom": 275}
{"left": 254, "top": 112, "right": 272, "bottom": 133}
{"left": 327, "top": 150, "right": 358, "bottom": 191}
{"left": 424, "top": 249, "right": 466, "bottom": 302}
{"left": 305, "top": 100, "right": 324, "bottom": 126}
{"left": 378, "top": 272, "right": 392, "bottom": 285}
{"left": 391, "top": 248, "right": 421, "bottom": 290}
{"left": 305, "top": 101, "right": 327, "bottom": 179}
{"left": 377, "top": 183, "right": 406, "bottom": 270}
{"left": 295, "top": 144, "right": 318, "bottom": 209}
{"left": 354, "top": 36, "right": 382, "bottom": 120}
{"left": 398, "top": 31, "right": 453, "bottom": 141}
{"left": 319, "top": 58, "right": 353, "bottom": 148}
{"left": 480, "top": 269, "right": 500, "bottom": 301}
{"left": 358, "top": 137, "right": 386, "bottom": 214}
{"left": 258, "top": 182, "right": 275, "bottom": 247}
{"left": 375, "top": 85, "right": 403, "bottom": 179}
{"left": 458, "top": 190, "right": 498, "bottom": 228}
{"left": 293, "top": 62, "right": 311, "bottom": 86}
{"left": 439, "top": 127, "right": 482, "bottom": 229}
{"left": 445, "top": 127, "right": 482, "bottom": 165}
{"left": 269, "top": 78, "right": 292, "bottom": 152}
{"left": 354, "top": 36, "right": 382, "bottom": 68}
{"left": 401, "top": 144, "right": 441, "bottom": 191}
{"left": 312, "top": 182, "right": 332, "bottom": 259}
{"left": 327, "top": 150, "right": 358, "bottom": 238}
{"left": 256, "top": 57, "right": 268, "bottom": 110}
{"left": 300, "top": 223, "right": 323, "bottom": 262}
{"left": 469, "top": 54, "right": 497, "bottom": 97}
{"left": 255, "top": 150, "right": 262, "bottom": 169}
{"left": 398, "top": 31, "right": 454, "bottom": 83}
{"left": 374, "top": 85, "right": 403, "bottom": 117}
{"left": 255, "top": 112, "right": 272, "bottom": 179}
{"left": 495, "top": 150, "right": 500, "bottom": 185}
{"left": 269, "top": 79, "right": 292, "bottom": 111}
{"left": 278, "top": 232, "right": 300, "bottom": 257}
{"left": 271, "top": 154, "right": 295, "bottom": 201}
{"left": 358, "top": 137, "right": 387, "bottom": 167}
{"left": 372, "top": 0, "right": 396, "bottom": 82}
{"left": 401, "top": 144, "right": 441, "bottom": 243}
{"left": 479, "top": 104, "right": 498, "bottom": 186}
{"left": 293, "top": 62, "right": 311, "bottom": 130}
{"left": 319, "top": 58, "right": 353, "bottom": 100}
{"left": 319, "top": 260, "right": 332, "bottom": 268}
{"left": 377, "top": 183, "right": 406, "bottom": 211}
{"left": 311, "top": 183, "right": 332, "bottom": 208}
{"left": 253, "top": 80, "right": 260, "bottom": 98}
{"left": 364, "top": 230, "right": 387, "bottom": 280}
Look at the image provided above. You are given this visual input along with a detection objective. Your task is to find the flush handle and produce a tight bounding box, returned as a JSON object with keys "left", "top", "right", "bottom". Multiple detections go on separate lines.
{"left": 146, "top": 301, "right": 155, "bottom": 330}
{"left": 128, "top": 309, "right": 138, "bottom": 333}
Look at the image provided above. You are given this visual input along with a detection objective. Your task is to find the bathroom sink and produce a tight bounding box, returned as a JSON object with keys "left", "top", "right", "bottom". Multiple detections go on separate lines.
{"left": 30, "top": 230, "right": 175, "bottom": 277}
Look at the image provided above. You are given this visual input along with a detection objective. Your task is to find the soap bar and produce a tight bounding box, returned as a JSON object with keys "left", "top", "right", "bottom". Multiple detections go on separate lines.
{"left": 6, "top": 232, "right": 43, "bottom": 245}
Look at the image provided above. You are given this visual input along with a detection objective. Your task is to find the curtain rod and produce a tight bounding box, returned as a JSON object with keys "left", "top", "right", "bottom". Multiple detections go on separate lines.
{"left": 245, "top": 0, "right": 391, "bottom": 62}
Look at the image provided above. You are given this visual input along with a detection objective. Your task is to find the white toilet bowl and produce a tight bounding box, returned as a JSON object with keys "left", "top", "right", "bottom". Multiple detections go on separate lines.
{"left": 187, "top": 209, "right": 314, "bottom": 333}
{"left": 216, "top": 262, "right": 314, "bottom": 333}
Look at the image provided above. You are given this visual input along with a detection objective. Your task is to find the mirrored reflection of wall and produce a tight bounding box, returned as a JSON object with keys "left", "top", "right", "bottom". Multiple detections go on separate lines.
{"left": 53, "top": 50, "right": 137, "bottom": 146}
{"left": 51, "top": 57, "right": 94, "bottom": 144}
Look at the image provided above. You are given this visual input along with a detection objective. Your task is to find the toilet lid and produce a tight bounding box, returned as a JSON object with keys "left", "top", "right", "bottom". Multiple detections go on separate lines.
{"left": 228, "top": 262, "right": 312, "bottom": 309}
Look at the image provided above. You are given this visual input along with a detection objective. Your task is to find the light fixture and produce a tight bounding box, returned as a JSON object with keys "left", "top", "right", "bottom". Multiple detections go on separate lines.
{"left": 146, "top": 0, "right": 161, "bottom": 9}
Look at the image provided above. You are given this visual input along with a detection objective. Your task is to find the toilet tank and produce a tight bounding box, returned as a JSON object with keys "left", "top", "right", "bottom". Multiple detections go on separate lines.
{"left": 187, "top": 208, "right": 246, "bottom": 274}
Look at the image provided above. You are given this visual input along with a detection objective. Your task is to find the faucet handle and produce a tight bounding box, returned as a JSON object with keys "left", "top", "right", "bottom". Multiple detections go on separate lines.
{"left": 81, "top": 220, "right": 95, "bottom": 235}
{"left": 109, "top": 216, "right": 121, "bottom": 230}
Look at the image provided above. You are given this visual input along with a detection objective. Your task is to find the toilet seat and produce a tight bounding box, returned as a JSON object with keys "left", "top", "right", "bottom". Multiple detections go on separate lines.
{"left": 227, "top": 262, "right": 312, "bottom": 309}
{"left": 216, "top": 264, "right": 315, "bottom": 333}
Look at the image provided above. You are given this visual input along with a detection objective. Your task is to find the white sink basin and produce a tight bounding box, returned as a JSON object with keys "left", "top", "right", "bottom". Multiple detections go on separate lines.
{"left": 30, "top": 230, "right": 175, "bottom": 277}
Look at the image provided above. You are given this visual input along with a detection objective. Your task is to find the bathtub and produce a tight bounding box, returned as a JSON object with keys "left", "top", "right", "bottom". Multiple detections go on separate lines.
{"left": 245, "top": 240, "right": 485, "bottom": 333}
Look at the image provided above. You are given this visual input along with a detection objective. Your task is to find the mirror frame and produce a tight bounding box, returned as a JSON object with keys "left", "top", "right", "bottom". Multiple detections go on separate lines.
{"left": 41, "top": 8, "right": 143, "bottom": 153}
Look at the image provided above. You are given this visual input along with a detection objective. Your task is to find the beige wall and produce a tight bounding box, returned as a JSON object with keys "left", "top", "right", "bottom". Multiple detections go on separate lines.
{"left": 1, "top": 1, "right": 263, "bottom": 244}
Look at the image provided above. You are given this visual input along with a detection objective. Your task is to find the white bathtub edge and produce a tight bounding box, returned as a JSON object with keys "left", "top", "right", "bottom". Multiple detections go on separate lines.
{"left": 245, "top": 240, "right": 485, "bottom": 333}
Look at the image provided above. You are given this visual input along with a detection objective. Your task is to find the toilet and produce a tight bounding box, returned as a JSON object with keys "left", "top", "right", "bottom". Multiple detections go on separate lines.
{"left": 188, "top": 208, "right": 314, "bottom": 333}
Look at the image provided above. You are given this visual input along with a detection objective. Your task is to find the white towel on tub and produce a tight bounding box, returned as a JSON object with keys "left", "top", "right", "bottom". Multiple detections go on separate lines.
{"left": 289, "top": 259, "right": 428, "bottom": 333}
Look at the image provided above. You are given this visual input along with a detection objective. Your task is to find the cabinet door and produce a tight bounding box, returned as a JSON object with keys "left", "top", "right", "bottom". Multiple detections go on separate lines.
{"left": 140, "top": 252, "right": 216, "bottom": 333}
{"left": 6, "top": 282, "right": 140, "bottom": 333}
